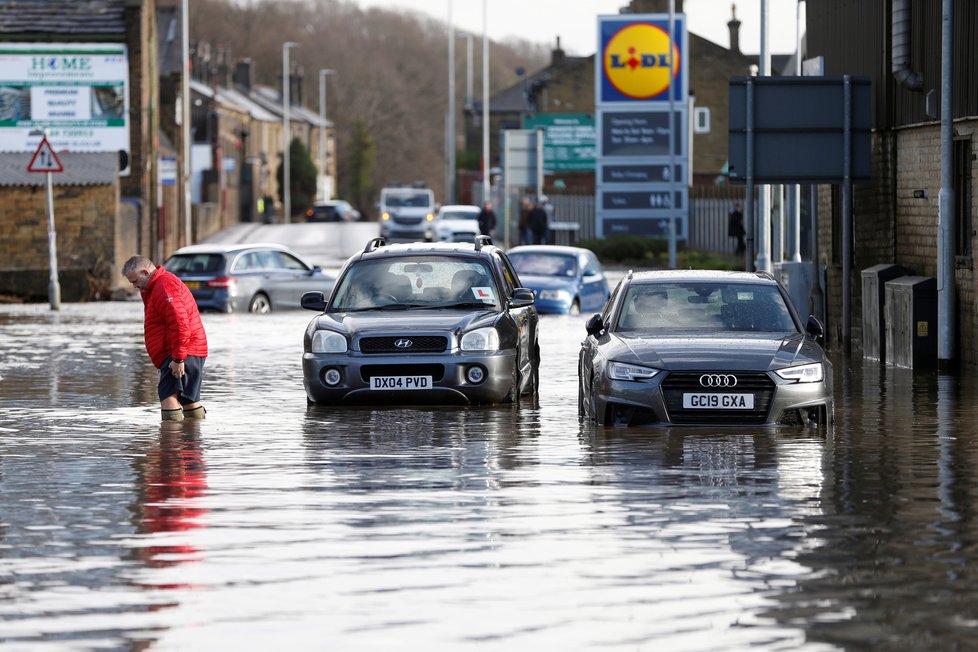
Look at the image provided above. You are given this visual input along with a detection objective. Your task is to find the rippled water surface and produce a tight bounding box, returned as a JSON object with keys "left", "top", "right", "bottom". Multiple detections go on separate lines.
{"left": 2, "top": 302, "right": 978, "bottom": 650}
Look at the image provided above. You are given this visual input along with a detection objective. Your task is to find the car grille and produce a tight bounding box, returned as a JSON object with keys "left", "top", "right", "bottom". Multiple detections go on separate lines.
{"left": 393, "top": 216, "right": 424, "bottom": 225}
{"left": 359, "top": 335, "right": 448, "bottom": 354}
{"left": 661, "top": 371, "right": 775, "bottom": 425}
{"left": 360, "top": 364, "right": 445, "bottom": 383}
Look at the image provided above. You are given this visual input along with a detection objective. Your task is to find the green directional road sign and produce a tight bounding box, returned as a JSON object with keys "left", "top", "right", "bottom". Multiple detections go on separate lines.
{"left": 522, "top": 113, "right": 595, "bottom": 172}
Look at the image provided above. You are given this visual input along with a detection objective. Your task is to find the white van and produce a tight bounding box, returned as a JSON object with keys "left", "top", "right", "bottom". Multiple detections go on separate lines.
{"left": 378, "top": 185, "right": 436, "bottom": 241}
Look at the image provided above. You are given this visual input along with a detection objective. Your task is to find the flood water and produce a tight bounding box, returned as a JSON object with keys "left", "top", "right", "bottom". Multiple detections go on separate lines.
{"left": 2, "top": 301, "right": 978, "bottom": 650}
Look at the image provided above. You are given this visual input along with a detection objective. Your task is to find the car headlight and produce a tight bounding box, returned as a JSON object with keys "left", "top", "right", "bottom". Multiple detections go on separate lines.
{"left": 460, "top": 327, "right": 500, "bottom": 351}
{"left": 774, "top": 362, "right": 823, "bottom": 383}
{"left": 607, "top": 362, "right": 660, "bottom": 381}
{"left": 537, "top": 289, "right": 572, "bottom": 302}
{"left": 311, "top": 330, "right": 347, "bottom": 353}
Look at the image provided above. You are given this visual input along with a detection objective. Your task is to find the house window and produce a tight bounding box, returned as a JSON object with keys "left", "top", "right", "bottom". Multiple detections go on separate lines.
{"left": 954, "top": 138, "right": 973, "bottom": 259}
{"left": 693, "top": 107, "right": 710, "bottom": 134}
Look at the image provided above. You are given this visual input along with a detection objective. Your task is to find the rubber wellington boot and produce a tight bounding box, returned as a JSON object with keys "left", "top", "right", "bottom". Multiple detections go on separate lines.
{"left": 161, "top": 408, "right": 185, "bottom": 422}
{"left": 183, "top": 406, "right": 206, "bottom": 420}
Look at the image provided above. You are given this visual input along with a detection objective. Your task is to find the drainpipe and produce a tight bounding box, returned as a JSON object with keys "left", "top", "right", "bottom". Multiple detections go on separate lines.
{"left": 892, "top": 0, "right": 923, "bottom": 91}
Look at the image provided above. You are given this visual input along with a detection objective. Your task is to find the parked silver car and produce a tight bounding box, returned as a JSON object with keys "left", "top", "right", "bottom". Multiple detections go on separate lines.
{"left": 579, "top": 270, "right": 833, "bottom": 427}
{"left": 300, "top": 236, "right": 539, "bottom": 405}
{"left": 164, "top": 243, "right": 336, "bottom": 314}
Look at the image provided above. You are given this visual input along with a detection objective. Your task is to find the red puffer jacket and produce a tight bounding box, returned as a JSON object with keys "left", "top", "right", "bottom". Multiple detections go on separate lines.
{"left": 141, "top": 266, "right": 208, "bottom": 368}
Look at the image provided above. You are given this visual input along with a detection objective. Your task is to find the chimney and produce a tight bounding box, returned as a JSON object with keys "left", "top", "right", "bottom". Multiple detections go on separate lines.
{"left": 551, "top": 36, "right": 565, "bottom": 67}
{"left": 728, "top": 4, "right": 741, "bottom": 54}
{"left": 233, "top": 58, "right": 254, "bottom": 91}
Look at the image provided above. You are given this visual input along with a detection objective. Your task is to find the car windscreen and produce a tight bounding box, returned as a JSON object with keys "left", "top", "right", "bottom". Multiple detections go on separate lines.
{"left": 164, "top": 253, "right": 225, "bottom": 275}
{"left": 329, "top": 256, "right": 498, "bottom": 311}
{"left": 508, "top": 252, "right": 578, "bottom": 277}
{"left": 616, "top": 282, "right": 797, "bottom": 333}
{"left": 439, "top": 210, "right": 478, "bottom": 221}
{"left": 384, "top": 192, "right": 432, "bottom": 208}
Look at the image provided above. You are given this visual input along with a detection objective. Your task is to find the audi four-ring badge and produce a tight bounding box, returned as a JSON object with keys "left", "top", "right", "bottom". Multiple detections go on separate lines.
{"left": 578, "top": 269, "right": 833, "bottom": 427}
{"left": 300, "top": 236, "right": 540, "bottom": 406}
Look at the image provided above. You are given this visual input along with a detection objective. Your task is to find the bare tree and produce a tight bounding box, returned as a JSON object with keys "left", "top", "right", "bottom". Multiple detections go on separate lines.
{"left": 190, "top": 0, "right": 547, "bottom": 204}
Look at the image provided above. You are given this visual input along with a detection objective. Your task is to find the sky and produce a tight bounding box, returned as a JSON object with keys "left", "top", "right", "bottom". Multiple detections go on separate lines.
{"left": 351, "top": 0, "right": 805, "bottom": 57}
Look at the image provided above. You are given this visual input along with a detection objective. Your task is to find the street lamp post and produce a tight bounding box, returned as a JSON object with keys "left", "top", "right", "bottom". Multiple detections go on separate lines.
{"left": 319, "top": 68, "right": 335, "bottom": 202}
{"left": 447, "top": 0, "right": 455, "bottom": 205}
{"left": 282, "top": 41, "right": 300, "bottom": 223}
{"left": 481, "top": 0, "right": 490, "bottom": 205}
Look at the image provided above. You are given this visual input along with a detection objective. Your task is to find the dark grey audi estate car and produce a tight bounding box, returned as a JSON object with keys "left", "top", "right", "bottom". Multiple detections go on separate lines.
{"left": 578, "top": 270, "right": 833, "bottom": 427}
{"left": 300, "top": 236, "right": 539, "bottom": 405}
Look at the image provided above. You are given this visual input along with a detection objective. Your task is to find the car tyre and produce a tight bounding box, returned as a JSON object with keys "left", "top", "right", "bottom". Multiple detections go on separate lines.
{"left": 570, "top": 299, "right": 581, "bottom": 316}
{"left": 249, "top": 292, "right": 271, "bottom": 314}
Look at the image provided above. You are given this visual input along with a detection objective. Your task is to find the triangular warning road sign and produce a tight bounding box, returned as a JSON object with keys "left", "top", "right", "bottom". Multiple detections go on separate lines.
{"left": 27, "top": 137, "right": 64, "bottom": 173}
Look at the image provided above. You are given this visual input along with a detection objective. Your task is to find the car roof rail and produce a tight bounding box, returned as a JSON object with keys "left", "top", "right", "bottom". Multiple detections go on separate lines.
{"left": 474, "top": 235, "right": 493, "bottom": 251}
{"left": 364, "top": 237, "right": 386, "bottom": 253}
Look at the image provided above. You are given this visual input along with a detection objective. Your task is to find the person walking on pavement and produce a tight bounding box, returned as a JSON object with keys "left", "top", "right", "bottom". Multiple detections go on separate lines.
{"left": 123, "top": 255, "right": 208, "bottom": 422}
{"left": 728, "top": 201, "right": 746, "bottom": 255}
{"left": 528, "top": 197, "right": 549, "bottom": 245}
{"left": 477, "top": 201, "right": 497, "bottom": 237}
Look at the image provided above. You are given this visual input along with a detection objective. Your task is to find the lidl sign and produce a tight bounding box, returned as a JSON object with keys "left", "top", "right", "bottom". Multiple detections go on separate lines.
{"left": 599, "top": 17, "right": 686, "bottom": 103}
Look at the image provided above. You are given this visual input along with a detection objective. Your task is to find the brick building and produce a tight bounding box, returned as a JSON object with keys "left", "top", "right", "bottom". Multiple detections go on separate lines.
{"left": 0, "top": 0, "right": 151, "bottom": 301}
{"left": 807, "top": 0, "right": 977, "bottom": 364}
{"left": 0, "top": 0, "right": 333, "bottom": 302}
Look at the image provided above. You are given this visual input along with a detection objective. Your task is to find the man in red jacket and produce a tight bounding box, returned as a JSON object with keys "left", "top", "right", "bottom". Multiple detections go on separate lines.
{"left": 122, "top": 255, "right": 209, "bottom": 422}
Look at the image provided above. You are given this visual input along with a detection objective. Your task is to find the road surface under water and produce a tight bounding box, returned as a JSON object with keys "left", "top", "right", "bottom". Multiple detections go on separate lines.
{"left": 1, "top": 302, "right": 977, "bottom": 650}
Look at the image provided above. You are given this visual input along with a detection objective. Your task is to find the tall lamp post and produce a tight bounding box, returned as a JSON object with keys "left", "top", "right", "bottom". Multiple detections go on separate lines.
{"left": 481, "top": 0, "right": 490, "bottom": 205}
{"left": 319, "top": 68, "right": 336, "bottom": 202}
{"left": 282, "top": 41, "right": 300, "bottom": 223}
{"left": 446, "top": 0, "right": 455, "bottom": 205}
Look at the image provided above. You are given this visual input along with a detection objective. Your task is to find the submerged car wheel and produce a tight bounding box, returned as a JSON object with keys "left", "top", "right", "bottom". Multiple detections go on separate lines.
{"left": 503, "top": 360, "right": 520, "bottom": 404}
{"left": 249, "top": 292, "right": 271, "bottom": 314}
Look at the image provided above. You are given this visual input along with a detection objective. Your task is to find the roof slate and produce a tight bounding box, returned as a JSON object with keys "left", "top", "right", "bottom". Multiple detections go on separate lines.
{"left": 0, "top": 0, "right": 126, "bottom": 35}
{"left": 0, "top": 151, "right": 118, "bottom": 186}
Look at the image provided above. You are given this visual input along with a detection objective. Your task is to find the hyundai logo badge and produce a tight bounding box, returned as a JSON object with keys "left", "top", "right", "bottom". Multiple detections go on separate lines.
{"left": 394, "top": 339, "right": 413, "bottom": 349}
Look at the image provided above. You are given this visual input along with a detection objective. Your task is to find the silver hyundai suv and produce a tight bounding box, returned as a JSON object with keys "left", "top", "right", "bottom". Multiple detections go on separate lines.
{"left": 300, "top": 236, "right": 539, "bottom": 405}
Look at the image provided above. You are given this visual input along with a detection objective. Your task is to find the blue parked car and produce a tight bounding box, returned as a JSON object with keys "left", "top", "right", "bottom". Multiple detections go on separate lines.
{"left": 506, "top": 245, "right": 610, "bottom": 315}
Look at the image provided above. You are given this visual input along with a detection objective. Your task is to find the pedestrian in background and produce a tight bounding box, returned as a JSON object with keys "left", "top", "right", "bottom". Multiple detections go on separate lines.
{"left": 477, "top": 200, "right": 497, "bottom": 238}
{"left": 122, "top": 255, "right": 208, "bottom": 422}
{"left": 528, "top": 197, "right": 549, "bottom": 245}
{"left": 518, "top": 196, "right": 533, "bottom": 245}
{"left": 728, "top": 201, "right": 746, "bottom": 255}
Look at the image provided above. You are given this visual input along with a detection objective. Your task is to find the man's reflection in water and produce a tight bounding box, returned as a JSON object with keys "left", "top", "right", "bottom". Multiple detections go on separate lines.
{"left": 133, "top": 421, "right": 208, "bottom": 589}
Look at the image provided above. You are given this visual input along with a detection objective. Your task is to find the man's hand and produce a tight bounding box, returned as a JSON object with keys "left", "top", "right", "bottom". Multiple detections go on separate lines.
{"left": 169, "top": 359, "right": 185, "bottom": 378}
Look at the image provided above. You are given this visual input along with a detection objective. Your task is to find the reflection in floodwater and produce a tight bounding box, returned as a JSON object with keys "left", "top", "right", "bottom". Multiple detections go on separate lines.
{"left": 132, "top": 422, "right": 208, "bottom": 589}
{"left": 2, "top": 304, "right": 978, "bottom": 648}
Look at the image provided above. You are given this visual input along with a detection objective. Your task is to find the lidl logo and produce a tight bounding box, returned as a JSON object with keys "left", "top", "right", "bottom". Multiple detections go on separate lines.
{"left": 602, "top": 22, "right": 681, "bottom": 101}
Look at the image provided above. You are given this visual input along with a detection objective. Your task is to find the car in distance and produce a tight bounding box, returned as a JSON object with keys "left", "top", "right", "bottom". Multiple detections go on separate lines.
{"left": 305, "top": 199, "right": 361, "bottom": 223}
{"left": 506, "top": 245, "right": 610, "bottom": 315}
{"left": 300, "top": 235, "right": 539, "bottom": 405}
{"left": 378, "top": 184, "right": 436, "bottom": 241}
{"left": 427, "top": 204, "right": 481, "bottom": 243}
{"left": 578, "top": 269, "right": 832, "bottom": 427}
{"left": 164, "top": 243, "right": 336, "bottom": 314}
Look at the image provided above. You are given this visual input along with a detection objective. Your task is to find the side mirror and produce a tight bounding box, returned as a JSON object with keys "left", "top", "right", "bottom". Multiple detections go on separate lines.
{"left": 806, "top": 315, "right": 824, "bottom": 342}
{"left": 585, "top": 313, "right": 605, "bottom": 336}
{"left": 301, "top": 291, "right": 328, "bottom": 312}
{"left": 311, "top": 265, "right": 323, "bottom": 275}
{"left": 510, "top": 287, "right": 535, "bottom": 308}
